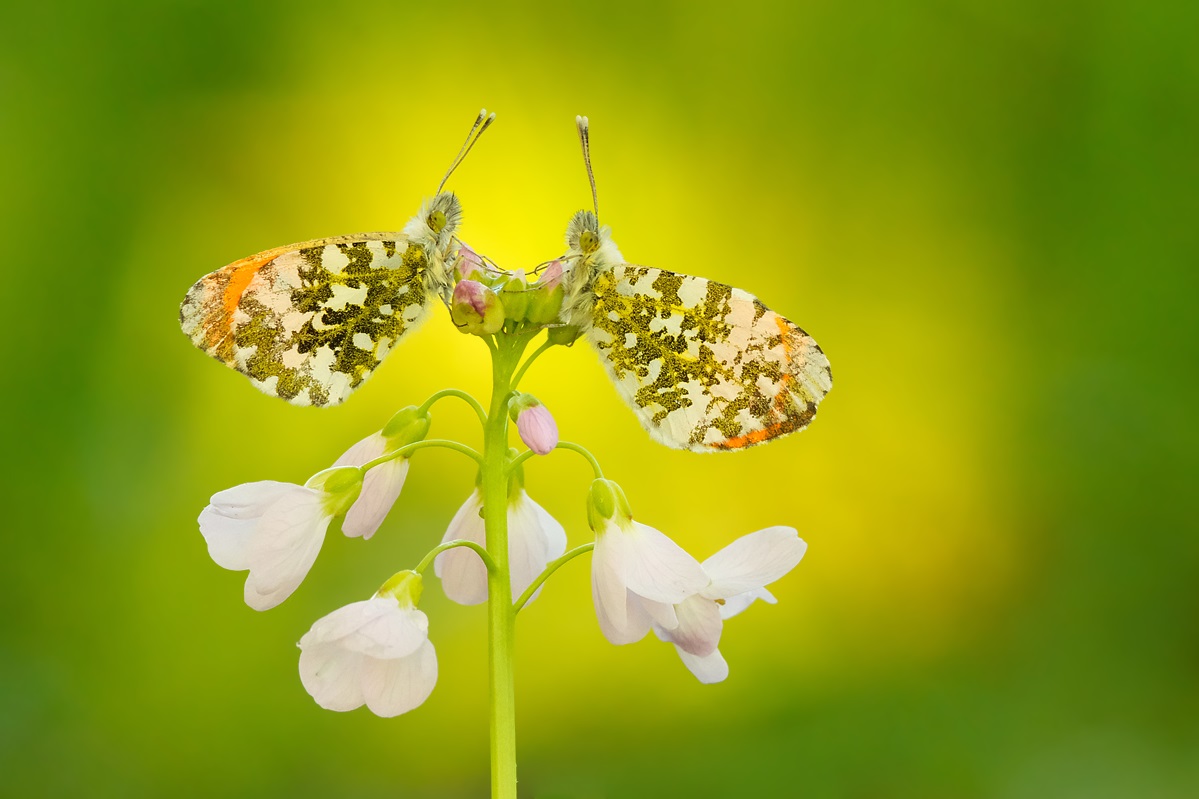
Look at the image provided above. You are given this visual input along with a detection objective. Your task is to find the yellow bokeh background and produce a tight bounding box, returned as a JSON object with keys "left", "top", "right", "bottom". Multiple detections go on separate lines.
{"left": 3, "top": 2, "right": 1195, "bottom": 797}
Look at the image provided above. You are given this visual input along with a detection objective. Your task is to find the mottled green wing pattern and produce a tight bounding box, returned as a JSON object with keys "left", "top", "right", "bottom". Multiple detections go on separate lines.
{"left": 180, "top": 234, "right": 431, "bottom": 407}
{"left": 587, "top": 265, "right": 832, "bottom": 451}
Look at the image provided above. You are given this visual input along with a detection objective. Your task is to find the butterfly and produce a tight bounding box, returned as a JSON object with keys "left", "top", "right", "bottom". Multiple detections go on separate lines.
{"left": 179, "top": 110, "right": 496, "bottom": 407}
{"left": 554, "top": 116, "right": 832, "bottom": 452}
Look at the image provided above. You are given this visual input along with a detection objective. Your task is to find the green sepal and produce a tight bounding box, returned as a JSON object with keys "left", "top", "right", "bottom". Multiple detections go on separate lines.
{"left": 377, "top": 569, "right": 423, "bottom": 608}
{"left": 305, "top": 466, "right": 364, "bottom": 516}
{"left": 547, "top": 324, "right": 581, "bottom": 346}
{"left": 525, "top": 283, "right": 564, "bottom": 326}
{"left": 382, "top": 405, "right": 431, "bottom": 448}
{"left": 507, "top": 391, "right": 540, "bottom": 423}
{"left": 587, "top": 478, "right": 632, "bottom": 531}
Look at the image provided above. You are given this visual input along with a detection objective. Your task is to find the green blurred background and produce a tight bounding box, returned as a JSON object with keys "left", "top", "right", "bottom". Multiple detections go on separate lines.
{"left": 3, "top": 1, "right": 1196, "bottom": 796}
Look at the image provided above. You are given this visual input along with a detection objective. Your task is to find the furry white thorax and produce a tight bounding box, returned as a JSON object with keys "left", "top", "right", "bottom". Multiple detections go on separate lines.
{"left": 403, "top": 192, "right": 463, "bottom": 303}
{"left": 559, "top": 210, "right": 624, "bottom": 330}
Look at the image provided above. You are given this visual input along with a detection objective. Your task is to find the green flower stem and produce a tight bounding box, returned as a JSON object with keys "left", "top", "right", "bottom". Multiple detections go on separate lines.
{"left": 510, "top": 336, "right": 555, "bottom": 389}
{"left": 512, "top": 543, "right": 595, "bottom": 614}
{"left": 417, "top": 388, "right": 488, "bottom": 426}
{"left": 359, "top": 439, "right": 482, "bottom": 472}
{"left": 507, "top": 441, "right": 605, "bottom": 479}
{"left": 482, "top": 330, "right": 536, "bottom": 799}
{"left": 414, "top": 539, "right": 496, "bottom": 575}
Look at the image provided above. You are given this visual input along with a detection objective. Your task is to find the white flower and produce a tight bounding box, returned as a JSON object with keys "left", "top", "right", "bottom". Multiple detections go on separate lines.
{"left": 590, "top": 516, "right": 712, "bottom": 645}
{"left": 298, "top": 572, "right": 437, "bottom": 717}
{"left": 585, "top": 478, "right": 710, "bottom": 645}
{"left": 330, "top": 407, "right": 430, "bottom": 540}
{"left": 654, "top": 526, "right": 808, "bottom": 684}
{"left": 332, "top": 432, "right": 409, "bottom": 540}
{"left": 198, "top": 467, "right": 361, "bottom": 611}
{"left": 434, "top": 488, "right": 567, "bottom": 605}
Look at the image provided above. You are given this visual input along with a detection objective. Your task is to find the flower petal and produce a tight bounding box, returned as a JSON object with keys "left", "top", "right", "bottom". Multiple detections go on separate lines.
{"left": 331, "top": 432, "right": 388, "bottom": 469}
{"left": 516, "top": 404, "right": 559, "bottom": 455}
{"left": 508, "top": 492, "right": 567, "bottom": 604}
{"left": 674, "top": 645, "right": 730, "bottom": 684}
{"left": 303, "top": 599, "right": 429, "bottom": 660}
{"left": 591, "top": 523, "right": 630, "bottom": 640}
{"left": 199, "top": 481, "right": 299, "bottom": 570}
{"left": 618, "top": 521, "right": 709, "bottom": 604}
{"left": 302, "top": 598, "right": 389, "bottom": 645}
{"left": 343, "top": 458, "right": 408, "bottom": 540}
{"left": 701, "top": 527, "right": 807, "bottom": 600}
{"left": 332, "top": 433, "right": 406, "bottom": 540}
{"left": 242, "top": 490, "right": 331, "bottom": 610}
{"left": 298, "top": 641, "right": 368, "bottom": 712}
{"left": 720, "top": 586, "right": 778, "bottom": 620}
{"left": 345, "top": 606, "right": 428, "bottom": 659}
{"left": 434, "top": 491, "right": 488, "bottom": 605}
{"left": 640, "top": 597, "right": 679, "bottom": 631}
{"left": 360, "top": 639, "right": 438, "bottom": 717}
{"left": 664, "top": 594, "right": 723, "bottom": 657}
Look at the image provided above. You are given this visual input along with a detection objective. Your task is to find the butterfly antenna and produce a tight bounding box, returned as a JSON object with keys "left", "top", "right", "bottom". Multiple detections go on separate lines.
{"left": 437, "top": 108, "right": 497, "bottom": 194}
{"left": 576, "top": 115, "right": 599, "bottom": 221}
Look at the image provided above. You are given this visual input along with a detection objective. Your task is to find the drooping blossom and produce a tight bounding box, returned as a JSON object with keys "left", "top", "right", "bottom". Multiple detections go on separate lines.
{"left": 298, "top": 570, "right": 437, "bottom": 717}
{"left": 331, "top": 406, "right": 431, "bottom": 540}
{"left": 434, "top": 487, "right": 566, "bottom": 605}
{"left": 654, "top": 526, "right": 808, "bottom": 683}
{"left": 586, "top": 479, "right": 711, "bottom": 645}
{"left": 199, "top": 466, "right": 362, "bottom": 611}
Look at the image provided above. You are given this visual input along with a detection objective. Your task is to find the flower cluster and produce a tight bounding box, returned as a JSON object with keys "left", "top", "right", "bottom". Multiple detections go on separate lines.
{"left": 198, "top": 400, "right": 807, "bottom": 717}
{"left": 450, "top": 245, "right": 564, "bottom": 336}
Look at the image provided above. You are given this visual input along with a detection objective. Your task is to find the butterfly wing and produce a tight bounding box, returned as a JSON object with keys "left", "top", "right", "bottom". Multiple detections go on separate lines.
{"left": 587, "top": 265, "right": 832, "bottom": 451}
{"left": 180, "top": 233, "right": 433, "bottom": 407}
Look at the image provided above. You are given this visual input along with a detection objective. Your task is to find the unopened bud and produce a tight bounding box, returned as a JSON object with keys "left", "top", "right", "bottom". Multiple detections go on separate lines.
{"left": 509, "top": 393, "right": 558, "bottom": 455}
{"left": 526, "top": 261, "right": 565, "bottom": 325}
{"left": 498, "top": 272, "right": 530, "bottom": 322}
{"left": 455, "top": 244, "right": 484, "bottom": 281}
{"left": 451, "top": 279, "right": 504, "bottom": 335}
{"left": 540, "top": 260, "right": 564, "bottom": 290}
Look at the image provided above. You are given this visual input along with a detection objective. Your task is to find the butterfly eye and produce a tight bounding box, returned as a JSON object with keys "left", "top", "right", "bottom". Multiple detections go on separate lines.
{"left": 579, "top": 230, "right": 600, "bottom": 254}
{"left": 427, "top": 210, "right": 447, "bottom": 233}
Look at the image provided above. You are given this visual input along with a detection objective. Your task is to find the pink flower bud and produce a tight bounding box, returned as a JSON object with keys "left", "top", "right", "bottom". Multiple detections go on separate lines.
{"left": 455, "top": 244, "right": 484, "bottom": 280}
{"left": 453, "top": 278, "right": 489, "bottom": 317}
{"left": 540, "top": 260, "right": 564, "bottom": 290}
{"left": 516, "top": 403, "right": 558, "bottom": 456}
{"left": 450, "top": 279, "right": 504, "bottom": 335}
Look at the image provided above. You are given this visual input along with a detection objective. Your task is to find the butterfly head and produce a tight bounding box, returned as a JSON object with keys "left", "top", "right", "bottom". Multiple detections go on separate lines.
{"left": 406, "top": 191, "right": 463, "bottom": 252}
{"left": 565, "top": 209, "right": 621, "bottom": 269}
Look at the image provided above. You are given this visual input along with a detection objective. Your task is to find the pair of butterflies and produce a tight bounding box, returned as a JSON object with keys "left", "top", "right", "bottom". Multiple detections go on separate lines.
{"left": 180, "top": 112, "right": 832, "bottom": 452}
